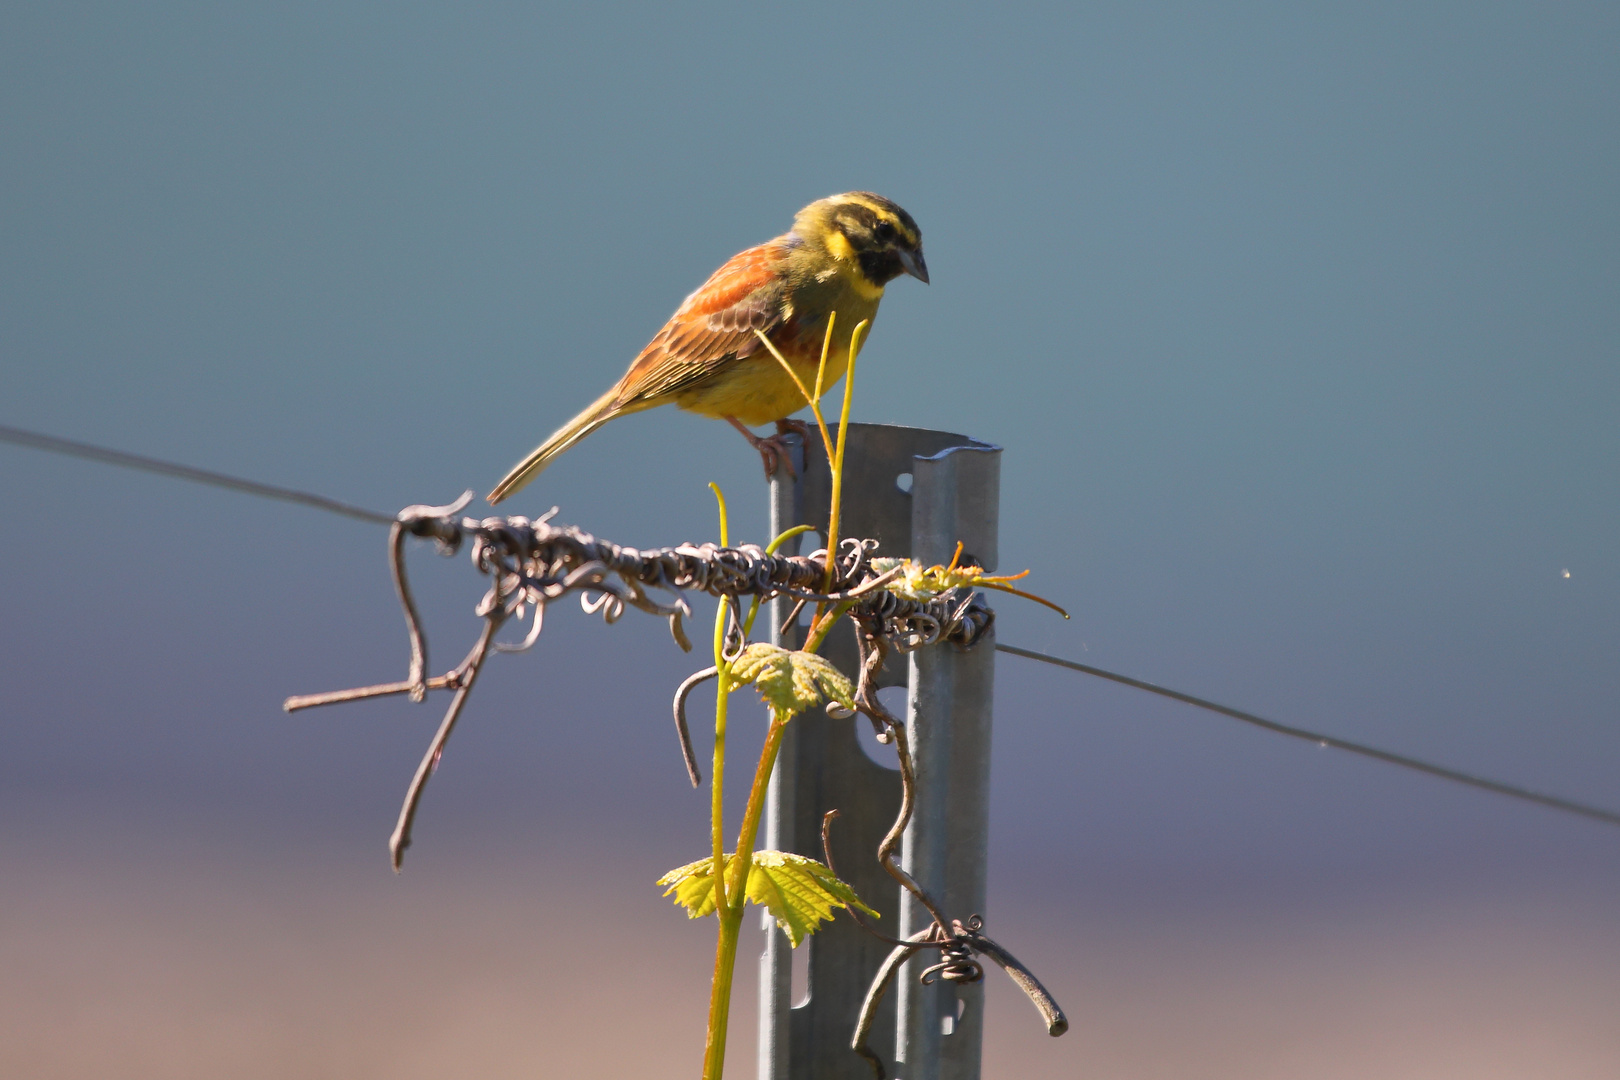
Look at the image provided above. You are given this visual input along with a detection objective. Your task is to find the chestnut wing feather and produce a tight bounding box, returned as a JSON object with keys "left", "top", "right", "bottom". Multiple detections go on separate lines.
{"left": 614, "top": 240, "right": 790, "bottom": 406}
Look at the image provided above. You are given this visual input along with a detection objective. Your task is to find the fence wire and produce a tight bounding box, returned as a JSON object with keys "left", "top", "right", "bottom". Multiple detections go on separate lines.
{"left": 283, "top": 490, "right": 995, "bottom": 868}
{"left": 4, "top": 421, "right": 1616, "bottom": 828}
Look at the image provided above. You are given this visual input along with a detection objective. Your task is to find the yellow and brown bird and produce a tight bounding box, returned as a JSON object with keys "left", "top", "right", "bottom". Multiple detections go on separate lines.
{"left": 488, "top": 192, "right": 927, "bottom": 503}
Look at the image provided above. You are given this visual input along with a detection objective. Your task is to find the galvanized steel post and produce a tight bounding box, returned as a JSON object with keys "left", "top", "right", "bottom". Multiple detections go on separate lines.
{"left": 759, "top": 423, "right": 1001, "bottom": 1080}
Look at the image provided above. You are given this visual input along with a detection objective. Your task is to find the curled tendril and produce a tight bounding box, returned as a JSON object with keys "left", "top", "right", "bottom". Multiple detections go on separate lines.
{"left": 288, "top": 503, "right": 999, "bottom": 878}
{"left": 839, "top": 618, "right": 1067, "bottom": 1078}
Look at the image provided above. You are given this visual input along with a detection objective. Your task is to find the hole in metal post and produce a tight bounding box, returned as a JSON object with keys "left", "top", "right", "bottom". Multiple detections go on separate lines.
{"left": 895, "top": 472, "right": 913, "bottom": 493}
{"left": 790, "top": 933, "right": 811, "bottom": 1008}
{"left": 854, "top": 687, "right": 907, "bottom": 771}
{"left": 941, "top": 995, "right": 967, "bottom": 1036}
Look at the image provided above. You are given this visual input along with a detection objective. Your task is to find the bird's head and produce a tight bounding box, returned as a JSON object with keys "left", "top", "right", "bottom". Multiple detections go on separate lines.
{"left": 793, "top": 192, "right": 929, "bottom": 288}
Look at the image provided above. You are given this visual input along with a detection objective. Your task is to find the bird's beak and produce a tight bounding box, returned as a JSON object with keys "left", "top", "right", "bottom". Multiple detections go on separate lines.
{"left": 898, "top": 246, "right": 930, "bottom": 284}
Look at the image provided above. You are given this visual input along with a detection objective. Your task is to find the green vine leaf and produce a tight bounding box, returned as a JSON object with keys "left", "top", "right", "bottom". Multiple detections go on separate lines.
{"left": 728, "top": 643, "right": 855, "bottom": 720}
{"left": 658, "top": 854, "right": 727, "bottom": 919}
{"left": 869, "top": 549, "right": 1069, "bottom": 618}
{"left": 747, "top": 849, "right": 877, "bottom": 946}
{"left": 657, "top": 850, "right": 876, "bottom": 947}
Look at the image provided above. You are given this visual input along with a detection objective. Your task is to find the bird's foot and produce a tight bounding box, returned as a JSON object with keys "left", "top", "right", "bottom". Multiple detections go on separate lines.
{"left": 727, "top": 417, "right": 798, "bottom": 481}
{"left": 774, "top": 417, "right": 815, "bottom": 444}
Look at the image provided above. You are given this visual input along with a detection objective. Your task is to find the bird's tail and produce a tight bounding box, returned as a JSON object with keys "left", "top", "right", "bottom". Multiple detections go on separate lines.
{"left": 488, "top": 387, "right": 622, "bottom": 503}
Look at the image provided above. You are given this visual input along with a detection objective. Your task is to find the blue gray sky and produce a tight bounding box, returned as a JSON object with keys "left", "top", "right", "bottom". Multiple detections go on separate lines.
{"left": 3, "top": 3, "right": 1617, "bottom": 1076}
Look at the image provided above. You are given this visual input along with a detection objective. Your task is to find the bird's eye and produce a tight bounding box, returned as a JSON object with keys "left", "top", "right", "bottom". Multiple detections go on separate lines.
{"left": 874, "top": 220, "right": 896, "bottom": 242}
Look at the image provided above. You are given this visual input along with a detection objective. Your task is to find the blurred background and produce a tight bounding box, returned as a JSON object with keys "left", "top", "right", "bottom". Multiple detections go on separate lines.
{"left": 3, "top": 3, "right": 1616, "bottom": 1077}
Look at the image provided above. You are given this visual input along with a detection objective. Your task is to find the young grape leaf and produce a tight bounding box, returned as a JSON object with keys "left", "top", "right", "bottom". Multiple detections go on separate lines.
{"left": 657, "top": 854, "right": 727, "bottom": 918}
{"left": 745, "top": 849, "right": 877, "bottom": 946}
{"left": 728, "top": 643, "right": 855, "bottom": 720}
{"left": 657, "top": 850, "right": 876, "bottom": 947}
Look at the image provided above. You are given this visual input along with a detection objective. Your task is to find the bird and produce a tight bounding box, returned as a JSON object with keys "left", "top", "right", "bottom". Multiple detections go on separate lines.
{"left": 488, "top": 192, "right": 928, "bottom": 503}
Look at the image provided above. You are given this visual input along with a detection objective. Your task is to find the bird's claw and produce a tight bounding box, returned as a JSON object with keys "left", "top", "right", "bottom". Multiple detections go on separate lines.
{"left": 754, "top": 433, "right": 798, "bottom": 481}
{"left": 775, "top": 417, "right": 815, "bottom": 444}
{"left": 727, "top": 417, "right": 799, "bottom": 481}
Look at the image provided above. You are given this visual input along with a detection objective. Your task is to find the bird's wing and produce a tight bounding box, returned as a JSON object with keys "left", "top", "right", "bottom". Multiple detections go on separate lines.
{"left": 613, "top": 239, "right": 792, "bottom": 405}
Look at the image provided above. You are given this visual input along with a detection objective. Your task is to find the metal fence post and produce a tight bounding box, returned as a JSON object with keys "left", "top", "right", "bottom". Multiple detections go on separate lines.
{"left": 760, "top": 423, "right": 1001, "bottom": 1080}
{"left": 895, "top": 444, "right": 999, "bottom": 1080}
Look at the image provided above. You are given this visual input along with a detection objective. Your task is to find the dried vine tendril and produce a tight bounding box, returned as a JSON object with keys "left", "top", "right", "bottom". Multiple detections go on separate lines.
{"left": 283, "top": 495, "right": 994, "bottom": 868}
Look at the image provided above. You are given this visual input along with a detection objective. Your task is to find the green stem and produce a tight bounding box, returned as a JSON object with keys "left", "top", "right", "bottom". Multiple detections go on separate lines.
{"left": 741, "top": 524, "right": 816, "bottom": 642}
{"left": 696, "top": 393, "right": 844, "bottom": 1075}
{"left": 710, "top": 666, "right": 730, "bottom": 912}
{"left": 702, "top": 904, "right": 744, "bottom": 1080}
{"left": 701, "top": 715, "right": 789, "bottom": 1080}
{"left": 819, "top": 319, "right": 869, "bottom": 598}
{"left": 754, "top": 325, "right": 837, "bottom": 465}
{"left": 701, "top": 593, "right": 735, "bottom": 1080}
{"left": 727, "top": 717, "right": 788, "bottom": 905}
{"left": 801, "top": 599, "right": 854, "bottom": 656}
{"left": 707, "top": 483, "right": 732, "bottom": 915}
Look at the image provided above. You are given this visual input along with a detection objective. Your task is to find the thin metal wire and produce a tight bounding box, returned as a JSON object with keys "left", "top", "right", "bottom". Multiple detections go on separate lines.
{"left": 285, "top": 498, "right": 997, "bottom": 867}
{"left": 996, "top": 642, "right": 1620, "bottom": 828}
{"left": 0, "top": 422, "right": 393, "bottom": 524}
{"left": 7, "top": 421, "right": 1614, "bottom": 828}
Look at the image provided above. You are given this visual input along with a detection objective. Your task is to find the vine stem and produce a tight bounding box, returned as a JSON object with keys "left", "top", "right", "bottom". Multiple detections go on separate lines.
{"left": 700, "top": 622, "right": 735, "bottom": 1080}
{"left": 801, "top": 598, "right": 854, "bottom": 656}
{"left": 820, "top": 319, "right": 868, "bottom": 597}
{"left": 710, "top": 664, "right": 731, "bottom": 911}
{"left": 696, "top": 318, "right": 862, "bottom": 1078}
{"left": 707, "top": 483, "right": 732, "bottom": 916}
{"left": 702, "top": 901, "right": 742, "bottom": 1080}
{"left": 754, "top": 320, "right": 837, "bottom": 465}
{"left": 728, "top": 718, "right": 788, "bottom": 905}
{"left": 702, "top": 714, "right": 789, "bottom": 1080}
{"left": 703, "top": 480, "right": 741, "bottom": 1080}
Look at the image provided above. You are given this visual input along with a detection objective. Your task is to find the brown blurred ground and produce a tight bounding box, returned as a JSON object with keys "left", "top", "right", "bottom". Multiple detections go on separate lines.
{"left": 5, "top": 819, "right": 1616, "bottom": 1080}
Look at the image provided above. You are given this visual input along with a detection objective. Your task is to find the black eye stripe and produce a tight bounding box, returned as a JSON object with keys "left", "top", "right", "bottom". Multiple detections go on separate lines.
{"left": 830, "top": 193, "right": 921, "bottom": 245}
{"left": 834, "top": 203, "right": 917, "bottom": 252}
